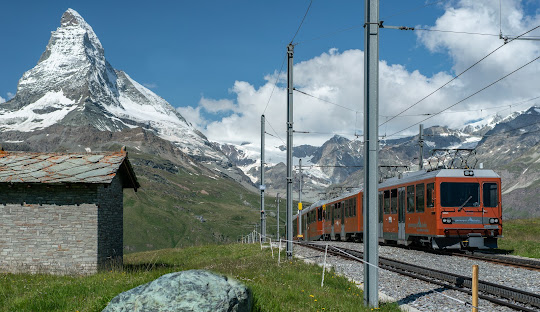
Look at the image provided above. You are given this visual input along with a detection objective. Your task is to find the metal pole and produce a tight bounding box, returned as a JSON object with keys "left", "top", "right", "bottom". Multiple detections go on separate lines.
{"left": 276, "top": 193, "right": 280, "bottom": 239}
{"left": 298, "top": 158, "right": 302, "bottom": 236}
{"left": 286, "top": 43, "right": 294, "bottom": 259}
{"left": 363, "top": 0, "right": 380, "bottom": 308}
{"left": 261, "top": 115, "right": 266, "bottom": 242}
{"left": 419, "top": 124, "right": 424, "bottom": 170}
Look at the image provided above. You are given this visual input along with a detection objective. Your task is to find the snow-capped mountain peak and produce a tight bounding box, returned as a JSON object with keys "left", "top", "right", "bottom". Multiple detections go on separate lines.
{"left": 0, "top": 9, "right": 225, "bottom": 161}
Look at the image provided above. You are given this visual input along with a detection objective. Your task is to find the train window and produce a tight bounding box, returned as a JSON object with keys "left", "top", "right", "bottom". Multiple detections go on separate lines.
{"left": 383, "top": 190, "right": 391, "bottom": 214}
{"left": 318, "top": 206, "right": 322, "bottom": 221}
{"left": 345, "top": 199, "right": 349, "bottom": 218}
{"left": 407, "top": 185, "right": 415, "bottom": 213}
{"left": 353, "top": 198, "right": 357, "bottom": 217}
{"left": 440, "top": 182, "right": 480, "bottom": 207}
{"left": 416, "top": 184, "right": 425, "bottom": 213}
{"left": 483, "top": 183, "right": 498, "bottom": 207}
{"left": 390, "top": 189, "right": 398, "bottom": 214}
{"left": 426, "top": 183, "right": 435, "bottom": 208}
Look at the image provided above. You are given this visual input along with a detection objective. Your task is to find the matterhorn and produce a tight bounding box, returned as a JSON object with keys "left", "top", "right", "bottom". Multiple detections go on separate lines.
{"left": 0, "top": 9, "right": 223, "bottom": 161}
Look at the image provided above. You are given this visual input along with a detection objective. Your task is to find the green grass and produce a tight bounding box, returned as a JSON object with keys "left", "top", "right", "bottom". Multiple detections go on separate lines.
{"left": 0, "top": 244, "right": 400, "bottom": 312}
{"left": 123, "top": 152, "right": 287, "bottom": 253}
{"left": 498, "top": 218, "right": 540, "bottom": 258}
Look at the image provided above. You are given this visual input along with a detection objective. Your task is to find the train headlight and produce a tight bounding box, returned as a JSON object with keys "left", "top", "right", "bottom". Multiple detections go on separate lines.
{"left": 489, "top": 218, "right": 499, "bottom": 224}
{"left": 442, "top": 218, "right": 453, "bottom": 224}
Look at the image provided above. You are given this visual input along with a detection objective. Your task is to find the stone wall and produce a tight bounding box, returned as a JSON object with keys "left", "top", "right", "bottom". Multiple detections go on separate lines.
{"left": 97, "top": 175, "right": 123, "bottom": 269}
{"left": 0, "top": 175, "right": 124, "bottom": 275}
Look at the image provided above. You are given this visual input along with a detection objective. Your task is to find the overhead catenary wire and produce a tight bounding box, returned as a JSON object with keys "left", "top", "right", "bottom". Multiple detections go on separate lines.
{"left": 290, "top": 0, "right": 313, "bottom": 44}
{"left": 294, "top": 88, "right": 360, "bottom": 113}
{"left": 411, "top": 28, "right": 540, "bottom": 39}
{"left": 262, "top": 0, "right": 314, "bottom": 116}
{"left": 262, "top": 55, "right": 286, "bottom": 115}
{"left": 386, "top": 54, "right": 540, "bottom": 138}
{"left": 265, "top": 118, "right": 286, "bottom": 146}
{"left": 296, "top": 0, "right": 447, "bottom": 46}
{"left": 380, "top": 24, "right": 540, "bottom": 128}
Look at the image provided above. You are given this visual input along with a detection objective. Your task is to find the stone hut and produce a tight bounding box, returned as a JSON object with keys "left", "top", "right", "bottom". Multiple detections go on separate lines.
{"left": 0, "top": 148, "right": 139, "bottom": 275}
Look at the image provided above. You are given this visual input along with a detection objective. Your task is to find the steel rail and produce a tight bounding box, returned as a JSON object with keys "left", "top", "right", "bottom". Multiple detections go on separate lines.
{"left": 300, "top": 242, "right": 540, "bottom": 311}
{"left": 451, "top": 252, "right": 540, "bottom": 272}
{"left": 380, "top": 242, "right": 540, "bottom": 272}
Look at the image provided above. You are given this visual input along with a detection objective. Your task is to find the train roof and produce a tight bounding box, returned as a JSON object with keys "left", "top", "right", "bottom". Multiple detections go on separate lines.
{"left": 378, "top": 168, "right": 500, "bottom": 189}
{"left": 298, "top": 168, "right": 500, "bottom": 216}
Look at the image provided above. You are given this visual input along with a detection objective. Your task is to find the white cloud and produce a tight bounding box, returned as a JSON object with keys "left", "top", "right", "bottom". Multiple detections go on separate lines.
{"left": 176, "top": 105, "right": 206, "bottom": 130}
{"left": 199, "top": 96, "right": 237, "bottom": 113}
{"left": 0, "top": 96, "right": 5, "bottom": 104}
{"left": 185, "top": 0, "right": 540, "bottom": 147}
{"left": 7, "top": 92, "right": 15, "bottom": 99}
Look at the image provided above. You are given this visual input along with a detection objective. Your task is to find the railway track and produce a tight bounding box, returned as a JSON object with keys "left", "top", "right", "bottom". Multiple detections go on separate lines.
{"left": 449, "top": 251, "right": 540, "bottom": 272}
{"left": 378, "top": 243, "right": 540, "bottom": 272}
{"left": 300, "top": 242, "right": 540, "bottom": 312}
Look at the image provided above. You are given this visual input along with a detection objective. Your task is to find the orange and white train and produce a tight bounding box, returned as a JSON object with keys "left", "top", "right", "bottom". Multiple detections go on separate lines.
{"left": 294, "top": 168, "right": 502, "bottom": 249}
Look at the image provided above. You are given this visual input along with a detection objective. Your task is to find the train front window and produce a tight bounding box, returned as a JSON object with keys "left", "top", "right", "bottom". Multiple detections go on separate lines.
{"left": 483, "top": 183, "right": 498, "bottom": 207}
{"left": 440, "top": 182, "right": 480, "bottom": 207}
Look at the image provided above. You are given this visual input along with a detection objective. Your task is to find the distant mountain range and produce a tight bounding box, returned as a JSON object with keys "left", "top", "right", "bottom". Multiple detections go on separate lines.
{"left": 216, "top": 107, "right": 540, "bottom": 219}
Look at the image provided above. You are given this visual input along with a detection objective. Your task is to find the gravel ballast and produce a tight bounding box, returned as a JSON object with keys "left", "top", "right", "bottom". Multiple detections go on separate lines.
{"left": 293, "top": 242, "right": 539, "bottom": 312}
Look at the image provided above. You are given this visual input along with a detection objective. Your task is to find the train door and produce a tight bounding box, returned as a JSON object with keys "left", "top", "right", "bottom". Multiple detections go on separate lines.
{"left": 378, "top": 191, "right": 383, "bottom": 240}
{"left": 341, "top": 201, "right": 345, "bottom": 241}
{"left": 398, "top": 187, "right": 406, "bottom": 243}
{"left": 331, "top": 204, "right": 335, "bottom": 240}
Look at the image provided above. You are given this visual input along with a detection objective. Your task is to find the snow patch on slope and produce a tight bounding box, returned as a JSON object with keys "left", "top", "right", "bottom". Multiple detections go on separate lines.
{"left": 0, "top": 90, "right": 76, "bottom": 131}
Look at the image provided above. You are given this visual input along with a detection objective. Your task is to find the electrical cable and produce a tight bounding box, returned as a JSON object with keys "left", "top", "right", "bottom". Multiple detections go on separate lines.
{"left": 290, "top": 0, "right": 313, "bottom": 44}
{"left": 386, "top": 54, "right": 540, "bottom": 138}
{"left": 265, "top": 118, "right": 287, "bottom": 146}
{"left": 413, "top": 28, "right": 540, "bottom": 39}
{"left": 380, "top": 24, "right": 540, "bottom": 128}
{"left": 262, "top": 55, "right": 286, "bottom": 115}
{"left": 294, "top": 88, "right": 360, "bottom": 112}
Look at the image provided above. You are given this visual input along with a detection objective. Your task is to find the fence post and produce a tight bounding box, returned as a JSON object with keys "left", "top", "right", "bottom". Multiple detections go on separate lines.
{"left": 278, "top": 239, "right": 282, "bottom": 266}
{"left": 472, "top": 264, "right": 479, "bottom": 312}
{"left": 321, "top": 244, "right": 328, "bottom": 287}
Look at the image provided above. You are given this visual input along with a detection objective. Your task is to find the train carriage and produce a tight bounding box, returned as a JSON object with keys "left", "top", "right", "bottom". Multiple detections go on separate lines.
{"left": 295, "top": 168, "right": 502, "bottom": 249}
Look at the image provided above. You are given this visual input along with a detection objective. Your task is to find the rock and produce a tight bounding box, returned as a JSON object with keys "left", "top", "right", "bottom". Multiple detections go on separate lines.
{"left": 102, "top": 270, "right": 252, "bottom": 312}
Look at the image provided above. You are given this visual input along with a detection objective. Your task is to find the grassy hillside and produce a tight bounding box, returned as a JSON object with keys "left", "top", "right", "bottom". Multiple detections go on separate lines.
{"left": 0, "top": 244, "right": 400, "bottom": 311}
{"left": 123, "top": 152, "right": 290, "bottom": 253}
{"left": 498, "top": 218, "right": 540, "bottom": 258}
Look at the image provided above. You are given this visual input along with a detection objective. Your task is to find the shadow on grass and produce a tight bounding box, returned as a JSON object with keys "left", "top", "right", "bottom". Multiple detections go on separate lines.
{"left": 122, "top": 262, "right": 177, "bottom": 272}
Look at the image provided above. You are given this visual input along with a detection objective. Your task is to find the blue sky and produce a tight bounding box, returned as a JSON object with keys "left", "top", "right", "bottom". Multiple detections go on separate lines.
{"left": 1, "top": 1, "right": 539, "bottom": 146}
{"left": 0, "top": 1, "right": 446, "bottom": 107}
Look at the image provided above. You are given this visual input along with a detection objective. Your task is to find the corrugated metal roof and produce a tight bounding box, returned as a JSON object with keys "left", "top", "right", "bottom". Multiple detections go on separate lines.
{"left": 0, "top": 150, "right": 139, "bottom": 189}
